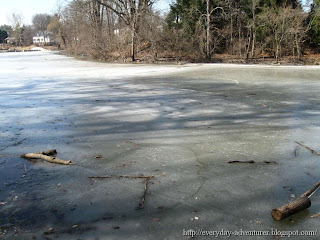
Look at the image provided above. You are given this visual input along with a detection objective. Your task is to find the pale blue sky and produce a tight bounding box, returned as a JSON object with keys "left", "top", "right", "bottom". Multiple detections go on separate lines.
{"left": 0, "top": 0, "right": 308, "bottom": 26}
{"left": 0, "top": 0, "right": 172, "bottom": 26}
{"left": 0, "top": 0, "right": 65, "bottom": 25}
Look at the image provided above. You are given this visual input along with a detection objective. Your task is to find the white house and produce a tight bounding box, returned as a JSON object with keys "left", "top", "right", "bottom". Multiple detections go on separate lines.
{"left": 33, "top": 31, "right": 54, "bottom": 45}
{"left": 33, "top": 36, "right": 52, "bottom": 45}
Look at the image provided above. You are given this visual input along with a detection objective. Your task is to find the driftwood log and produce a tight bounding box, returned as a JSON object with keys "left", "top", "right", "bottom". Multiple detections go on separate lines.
{"left": 20, "top": 149, "right": 73, "bottom": 165}
{"left": 272, "top": 180, "right": 320, "bottom": 220}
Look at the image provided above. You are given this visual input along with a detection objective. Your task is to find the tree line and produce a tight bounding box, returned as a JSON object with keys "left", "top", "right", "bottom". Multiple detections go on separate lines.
{"left": 166, "top": 0, "right": 320, "bottom": 62}
{"left": 0, "top": 13, "right": 52, "bottom": 46}
{"left": 1, "top": 0, "right": 319, "bottom": 63}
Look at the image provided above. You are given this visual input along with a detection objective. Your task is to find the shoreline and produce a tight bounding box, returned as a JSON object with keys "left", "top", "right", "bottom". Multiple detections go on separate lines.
{"left": 57, "top": 49, "right": 320, "bottom": 66}
{"left": 0, "top": 50, "right": 320, "bottom": 68}
{"left": 1, "top": 49, "right": 320, "bottom": 66}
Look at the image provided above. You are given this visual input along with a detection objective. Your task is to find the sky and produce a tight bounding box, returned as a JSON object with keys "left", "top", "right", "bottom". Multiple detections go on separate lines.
{"left": 0, "top": 0, "right": 309, "bottom": 26}
{"left": 0, "top": 0, "right": 172, "bottom": 26}
{"left": 0, "top": 0, "right": 65, "bottom": 26}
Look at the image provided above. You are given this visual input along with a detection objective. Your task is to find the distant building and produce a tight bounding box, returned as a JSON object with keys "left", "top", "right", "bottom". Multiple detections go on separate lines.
{"left": 114, "top": 29, "right": 119, "bottom": 35}
{"left": 33, "top": 36, "right": 51, "bottom": 45}
{"left": 5, "top": 37, "right": 16, "bottom": 45}
{"left": 33, "top": 31, "right": 55, "bottom": 45}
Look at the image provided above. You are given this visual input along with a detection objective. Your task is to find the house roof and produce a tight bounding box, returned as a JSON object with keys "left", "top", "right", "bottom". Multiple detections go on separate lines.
{"left": 34, "top": 30, "right": 53, "bottom": 38}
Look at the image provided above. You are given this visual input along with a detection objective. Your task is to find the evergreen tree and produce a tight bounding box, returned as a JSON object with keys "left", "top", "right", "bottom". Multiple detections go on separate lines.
{"left": 0, "top": 29, "right": 8, "bottom": 43}
{"left": 308, "top": 0, "right": 320, "bottom": 48}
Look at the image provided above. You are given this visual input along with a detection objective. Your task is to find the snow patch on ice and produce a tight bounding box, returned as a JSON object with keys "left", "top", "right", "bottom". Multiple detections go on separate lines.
{"left": 31, "top": 47, "right": 50, "bottom": 52}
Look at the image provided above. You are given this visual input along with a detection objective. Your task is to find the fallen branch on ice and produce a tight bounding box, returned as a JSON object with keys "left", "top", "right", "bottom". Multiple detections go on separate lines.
{"left": 20, "top": 149, "right": 73, "bottom": 165}
{"left": 228, "top": 160, "right": 255, "bottom": 164}
{"left": 228, "top": 160, "right": 277, "bottom": 164}
{"left": 89, "top": 175, "right": 154, "bottom": 210}
{"left": 295, "top": 141, "right": 320, "bottom": 156}
{"left": 88, "top": 175, "right": 153, "bottom": 179}
{"left": 136, "top": 178, "right": 150, "bottom": 210}
{"left": 301, "top": 180, "right": 320, "bottom": 198}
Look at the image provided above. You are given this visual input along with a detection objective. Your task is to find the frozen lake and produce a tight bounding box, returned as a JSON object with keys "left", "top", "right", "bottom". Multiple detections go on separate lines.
{"left": 0, "top": 52, "right": 320, "bottom": 239}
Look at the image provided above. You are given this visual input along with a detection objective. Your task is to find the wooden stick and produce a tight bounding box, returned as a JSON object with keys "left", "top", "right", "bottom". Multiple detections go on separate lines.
{"left": 301, "top": 180, "right": 320, "bottom": 198}
{"left": 88, "top": 175, "right": 153, "bottom": 179}
{"left": 228, "top": 160, "right": 255, "bottom": 163}
{"left": 21, "top": 153, "right": 73, "bottom": 165}
{"left": 228, "top": 160, "right": 277, "bottom": 164}
{"left": 295, "top": 141, "right": 320, "bottom": 155}
{"left": 263, "top": 161, "right": 278, "bottom": 164}
{"left": 136, "top": 179, "right": 150, "bottom": 210}
{"left": 272, "top": 180, "right": 320, "bottom": 220}
{"left": 88, "top": 175, "right": 154, "bottom": 209}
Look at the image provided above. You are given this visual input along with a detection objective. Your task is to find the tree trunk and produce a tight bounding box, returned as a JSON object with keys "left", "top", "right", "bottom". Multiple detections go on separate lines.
{"left": 230, "top": 14, "right": 233, "bottom": 55}
{"left": 251, "top": 31, "right": 255, "bottom": 59}
{"left": 250, "top": 0, "right": 256, "bottom": 59}
{"left": 131, "top": 23, "right": 136, "bottom": 62}
{"left": 229, "top": 0, "right": 234, "bottom": 55}
{"left": 295, "top": 34, "right": 301, "bottom": 60}
{"left": 61, "top": 34, "right": 67, "bottom": 49}
{"left": 238, "top": 18, "right": 242, "bottom": 58}
{"left": 206, "top": 0, "right": 211, "bottom": 60}
{"left": 275, "top": 43, "right": 280, "bottom": 63}
{"left": 245, "top": 29, "right": 251, "bottom": 60}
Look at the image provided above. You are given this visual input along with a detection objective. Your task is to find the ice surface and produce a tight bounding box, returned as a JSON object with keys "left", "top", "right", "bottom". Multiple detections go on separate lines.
{"left": 0, "top": 52, "right": 320, "bottom": 239}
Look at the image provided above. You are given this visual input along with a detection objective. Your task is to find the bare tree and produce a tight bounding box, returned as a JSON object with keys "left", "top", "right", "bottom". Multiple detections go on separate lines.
{"left": 259, "top": 6, "right": 305, "bottom": 62}
{"left": 136, "top": 10, "right": 163, "bottom": 61}
{"left": 32, "top": 14, "right": 52, "bottom": 36}
{"left": 22, "top": 25, "right": 35, "bottom": 45}
{"left": 47, "top": 13, "right": 67, "bottom": 48}
{"left": 87, "top": 0, "right": 107, "bottom": 57}
{"left": 195, "top": 1, "right": 224, "bottom": 60}
{"left": 8, "top": 12, "right": 24, "bottom": 46}
{"left": 96, "top": 0, "right": 155, "bottom": 61}
{"left": 250, "top": 0, "right": 259, "bottom": 59}
{"left": 243, "top": 0, "right": 260, "bottom": 60}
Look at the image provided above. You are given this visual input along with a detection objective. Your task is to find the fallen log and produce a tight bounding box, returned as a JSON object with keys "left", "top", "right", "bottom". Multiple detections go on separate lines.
{"left": 20, "top": 150, "right": 73, "bottom": 165}
{"left": 271, "top": 197, "right": 311, "bottom": 221}
{"left": 272, "top": 180, "right": 320, "bottom": 220}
